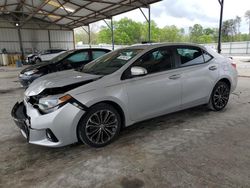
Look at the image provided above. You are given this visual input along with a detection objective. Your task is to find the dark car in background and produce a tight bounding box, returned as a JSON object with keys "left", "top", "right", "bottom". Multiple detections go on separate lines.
{"left": 19, "top": 48, "right": 110, "bottom": 87}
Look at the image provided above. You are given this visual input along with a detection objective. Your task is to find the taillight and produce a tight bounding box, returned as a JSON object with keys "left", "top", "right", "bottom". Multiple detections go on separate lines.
{"left": 231, "top": 63, "right": 236, "bottom": 69}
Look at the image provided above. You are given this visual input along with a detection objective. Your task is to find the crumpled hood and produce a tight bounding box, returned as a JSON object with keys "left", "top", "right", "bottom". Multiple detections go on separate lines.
{"left": 25, "top": 70, "right": 101, "bottom": 96}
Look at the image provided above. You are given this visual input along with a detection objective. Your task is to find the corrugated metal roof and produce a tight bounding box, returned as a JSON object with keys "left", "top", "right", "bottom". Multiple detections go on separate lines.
{"left": 0, "top": 0, "right": 161, "bottom": 29}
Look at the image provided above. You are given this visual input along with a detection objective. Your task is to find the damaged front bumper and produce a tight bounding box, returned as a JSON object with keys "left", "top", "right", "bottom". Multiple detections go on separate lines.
{"left": 11, "top": 100, "right": 85, "bottom": 147}
{"left": 11, "top": 102, "right": 30, "bottom": 140}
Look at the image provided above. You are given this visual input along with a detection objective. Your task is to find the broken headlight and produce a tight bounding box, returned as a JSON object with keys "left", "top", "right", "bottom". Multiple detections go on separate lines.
{"left": 38, "top": 94, "right": 72, "bottom": 114}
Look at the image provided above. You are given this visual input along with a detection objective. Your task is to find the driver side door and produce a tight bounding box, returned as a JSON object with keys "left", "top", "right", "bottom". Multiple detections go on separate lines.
{"left": 123, "top": 47, "right": 182, "bottom": 122}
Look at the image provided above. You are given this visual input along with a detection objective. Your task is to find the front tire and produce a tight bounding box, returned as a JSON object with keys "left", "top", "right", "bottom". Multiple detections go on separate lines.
{"left": 77, "top": 103, "right": 121, "bottom": 148}
{"left": 35, "top": 58, "right": 41, "bottom": 64}
{"left": 208, "top": 81, "right": 230, "bottom": 111}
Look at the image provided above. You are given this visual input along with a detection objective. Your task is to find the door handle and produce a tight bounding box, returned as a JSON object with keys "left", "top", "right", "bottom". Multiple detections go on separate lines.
{"left": 209, "top": 66, "right": 217, "bottom": 71}
{"left": 169, "top": 74, "right": 181, "bottom": 80}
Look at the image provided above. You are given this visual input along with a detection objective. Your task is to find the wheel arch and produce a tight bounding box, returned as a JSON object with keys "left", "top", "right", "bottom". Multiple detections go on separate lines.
{"left": 90, "top": 100, "right": 126, "bottom": 129}
{"left": 217, "top": 77, "right": 231, "bottom": 90}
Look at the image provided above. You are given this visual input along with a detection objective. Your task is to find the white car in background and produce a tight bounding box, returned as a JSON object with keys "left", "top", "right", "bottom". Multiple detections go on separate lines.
{"left": 26, "top": 49, "right": 66, "bottom": 64}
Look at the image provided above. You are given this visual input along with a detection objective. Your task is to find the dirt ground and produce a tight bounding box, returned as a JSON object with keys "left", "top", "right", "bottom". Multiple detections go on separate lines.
{"left": 0, "top": 63, "right": 250, "bottom": 188}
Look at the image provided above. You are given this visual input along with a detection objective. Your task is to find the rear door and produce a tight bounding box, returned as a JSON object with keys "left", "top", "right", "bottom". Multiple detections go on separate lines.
{"left": 174, "top": 46, "right": 219, "bottom": 108}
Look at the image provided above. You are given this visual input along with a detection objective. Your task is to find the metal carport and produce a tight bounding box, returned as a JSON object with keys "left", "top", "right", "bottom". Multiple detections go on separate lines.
{"left": 0, "top": 0, "right": 161, "bottom": 59}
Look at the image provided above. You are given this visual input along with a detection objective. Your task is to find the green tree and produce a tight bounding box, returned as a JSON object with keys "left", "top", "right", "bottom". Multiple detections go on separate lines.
{"left": 222, "top": 19, "right": 237, "bottom": 41}
{"left": 189, "top": 24, "right": 203, "bottom": 42}
{"left": 245, "top": 10, "right": 250, "bottom": 37}
{"left": 97, "top": 18, "right": 143, "bottom": 45}
{"left": 140, "top": 20, "right": 161, "bottom": 42}
{"left": 235, "top": 16, "right": 241, "bottom": 34}
{"left": 97, "top": 25, "right": 112, "bottom": 44}
{"left": 159, "top": 25, "right": 182, "bottom": 42}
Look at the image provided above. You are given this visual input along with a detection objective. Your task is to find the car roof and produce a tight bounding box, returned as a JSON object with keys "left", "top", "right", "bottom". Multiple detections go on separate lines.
{"left": 74, "top": 48, "right": 111, "bottom": 51}
{"left": 124, "top": 43, "right": 207, "bottom": 51}
{"left": 46, "top": 49, "right": 66, "bottom": 50}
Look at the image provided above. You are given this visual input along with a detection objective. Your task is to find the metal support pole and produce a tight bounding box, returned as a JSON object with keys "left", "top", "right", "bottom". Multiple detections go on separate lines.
{"left": 148, "top": 5, "right": 151, "bottom": 42}
{"left": 139, "top": 6, "right": 151, "bottom": 43}
{"left": 82, "top": 26, "right": 91, "bottom": 48}
{"left": 111, "top": 17, "right": 114, "bottom": 50}
{"left": 17, "top": 28, "right": 24, "bottom": 61}
{"left": 103, "top": 19, "right": 114, "bottom": 50}
{"left": 72, "top": 30, "right": 76, "bottom": 49}
{"left": 88, "top": 25, "right": 91, "bottom": 48}
{"left": 218, "top": 0, "right": 224, "bottom": 54}
{"left": 48, "top": 30, "right": 51, "bottom": 49}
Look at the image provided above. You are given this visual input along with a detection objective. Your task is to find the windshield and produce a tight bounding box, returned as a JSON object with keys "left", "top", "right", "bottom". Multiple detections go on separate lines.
{"left": 81, "top": 48, "right": 142, "bottom": 75}
{"left": 50, "top": 50, "right": 74, "bottom": 63}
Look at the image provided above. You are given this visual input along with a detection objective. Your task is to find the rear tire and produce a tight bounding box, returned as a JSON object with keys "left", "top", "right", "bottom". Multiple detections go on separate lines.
{"left": 77, "top": 103, "right": 121, "bottom": 148}
{"left": 208, "top": 81, "right": 230, "bottom": 111}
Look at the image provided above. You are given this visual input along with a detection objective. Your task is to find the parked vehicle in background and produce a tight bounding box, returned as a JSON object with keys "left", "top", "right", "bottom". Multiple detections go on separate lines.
{"left": 25, "top": 49, "right": 66, "bottom": 64}
{"left": 12, "top": 43, "right": 237, "bottom": 148}
{"left": 19, "top": 48, "right": 110, "bottom": 87}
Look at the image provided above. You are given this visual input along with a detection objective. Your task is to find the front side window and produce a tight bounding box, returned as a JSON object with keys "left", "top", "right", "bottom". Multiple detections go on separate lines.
{"left": 67, "top": 51, "right": 90, "bottom": 63}
{"left": 81, "top": 49, "right": 142, "bottom": 75}
{"left": 177, "top": 47, "right": 204, "bottom": 67}
{"left": 132, "top": 47, "right": 174, "bottom": 74}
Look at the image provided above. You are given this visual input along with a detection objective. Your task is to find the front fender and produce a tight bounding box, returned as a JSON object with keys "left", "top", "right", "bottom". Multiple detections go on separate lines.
{"left": 72, "top": 85, "right": 134, "bottom": 126}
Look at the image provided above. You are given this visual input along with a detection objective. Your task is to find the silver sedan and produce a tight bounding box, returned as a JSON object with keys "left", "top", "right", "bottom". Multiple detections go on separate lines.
{"left": 12, "top": 43, "right": 238, "bottom": 148}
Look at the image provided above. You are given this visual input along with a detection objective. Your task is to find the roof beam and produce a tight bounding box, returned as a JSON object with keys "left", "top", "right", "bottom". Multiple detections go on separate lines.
{"left": 0, "top": 3, "right": 18, "bottom": 8}
{"left": 20, "top": 0, "right": 48, "bottom": 27}
{"left": 16, "top": 0, "right": 25, "bottom": 11}
{"left": 87, "top": 0, "right": 148, "bottom": 8}
{"left": 66, "top": 0, "right": 144, "bottom": 27}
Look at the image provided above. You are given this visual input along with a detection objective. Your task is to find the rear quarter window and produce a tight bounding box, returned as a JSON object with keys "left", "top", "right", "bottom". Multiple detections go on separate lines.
{"left": 203, "top": 50, "right": 213, "bottom": 62}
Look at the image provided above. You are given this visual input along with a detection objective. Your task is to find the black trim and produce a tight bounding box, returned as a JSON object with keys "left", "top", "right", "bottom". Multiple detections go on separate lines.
{"left": 69, "top": 98, "right": 89, "bottom": 111}
{"left": 35, "top": 97, "right": 89, "bottom": 115}
{"left": 46, "top": 129, "right": 59, "bottom": 142}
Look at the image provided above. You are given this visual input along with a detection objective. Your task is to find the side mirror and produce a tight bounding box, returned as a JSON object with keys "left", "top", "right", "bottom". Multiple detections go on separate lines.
{"left": 131, "top": 66, "right": 147, "bottom": 77}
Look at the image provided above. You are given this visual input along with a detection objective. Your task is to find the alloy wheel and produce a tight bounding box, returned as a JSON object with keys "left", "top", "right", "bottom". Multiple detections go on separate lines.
{"left": 213, "top": 83, "right": 230, "bottom": 109}
{"left": 85, "top": 110, "right": 118, "bottom": 145}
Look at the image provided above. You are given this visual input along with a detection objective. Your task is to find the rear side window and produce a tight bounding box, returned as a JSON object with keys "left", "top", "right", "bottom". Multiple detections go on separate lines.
{"left": 67, "top": 51, "right": 90, "bottom": 63}
{"left": 92, "top": 50, "right": 108, "bottom": 60}
{"left": 177, "top": 47, "right": 204, "bottom": 67}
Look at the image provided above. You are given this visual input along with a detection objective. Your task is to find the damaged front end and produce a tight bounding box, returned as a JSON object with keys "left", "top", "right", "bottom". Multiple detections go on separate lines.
{"left": 11, "top": 101, "right": 30, "bottom": 140}
{"left": 11, "top": 75, "right": 99, "bottom": 146}
{"left": 25, "top": 80, "right": 92, "bottom": 114}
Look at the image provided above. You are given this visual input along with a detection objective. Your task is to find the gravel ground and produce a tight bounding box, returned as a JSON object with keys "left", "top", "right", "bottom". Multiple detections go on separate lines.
{"left": 0, "top": 65, "right": 250, "bottom": 188}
